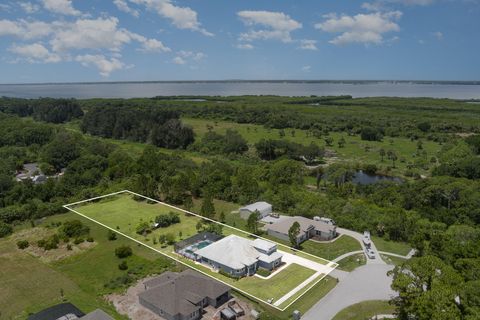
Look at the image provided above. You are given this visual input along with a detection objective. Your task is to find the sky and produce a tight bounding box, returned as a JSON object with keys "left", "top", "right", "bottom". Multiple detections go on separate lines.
{"left": 0, "top": 0, "right": 479, "bottom": 83}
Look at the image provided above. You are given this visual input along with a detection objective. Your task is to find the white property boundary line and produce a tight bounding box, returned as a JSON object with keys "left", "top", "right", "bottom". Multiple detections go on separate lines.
{"left": 63, "top": 190, "right": 337, "bottom": 312}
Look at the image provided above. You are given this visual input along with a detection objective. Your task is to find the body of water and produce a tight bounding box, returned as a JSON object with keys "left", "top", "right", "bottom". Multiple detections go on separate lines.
{"left": 352, "top": 170, "right": 403, "bottom": 185}
{"left": 0, "top": 81, "right": 479, "bottom": 99}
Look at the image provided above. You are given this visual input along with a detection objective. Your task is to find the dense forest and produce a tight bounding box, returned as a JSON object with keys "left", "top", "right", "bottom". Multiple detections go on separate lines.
{"left": 0, "top": 96, "right": 479, "bottom": 319}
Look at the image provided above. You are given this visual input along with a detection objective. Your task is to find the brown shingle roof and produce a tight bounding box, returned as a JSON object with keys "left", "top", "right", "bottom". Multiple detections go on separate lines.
{"left": 139, "top": 270, "right": 230, "bottom": 317}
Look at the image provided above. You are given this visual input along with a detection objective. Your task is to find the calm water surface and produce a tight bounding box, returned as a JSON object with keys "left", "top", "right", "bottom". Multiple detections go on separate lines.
{"left": 0, "top": 82, "right": 479, "bottom": 99}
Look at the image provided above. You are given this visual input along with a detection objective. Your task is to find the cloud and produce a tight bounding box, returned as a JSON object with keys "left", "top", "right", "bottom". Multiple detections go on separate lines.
{"left": 41, "top": 0, "right": 81, "bottom": 16}
{"left": 20, "top": 2, "right": 40, "bottom": 14}
{"left": 299, "top": 39, "right": 318, "bottom": 50}
{"left": 315, "top": 11, "right": 402, "bottom": 45}
{"left": 130, "top": 0, "right": 212, "bottom": 36}
{"left": 9, "top": 43, "right": 61, "bottom": 63}
{"left": 302, "top": 65, "right": 311, "bottom": 72}
{"left": 177, "top": 50, "right": 205, "bottom": 61}
{"left": 114, "top": 0, "right": 140, "bottom": 18}
{"left": 75, "top": 54, "right": 126, "bottom": 76}
{"left": 237, "top": 10, "right": 302, "bottom": 43}
{"left": 362, "top": 0, "right": 434, "bottom": 11}
{"left": 236, "top": 43, "right": 254, "bottom": 50}
{"left": 172, "top": 56, "right": 186, "bottom": 65}
{"left": 432, "top": 31, "right": 443, "bottom": 40}
{"left": 0, "top": 19, "right": 54, "bottom": 40}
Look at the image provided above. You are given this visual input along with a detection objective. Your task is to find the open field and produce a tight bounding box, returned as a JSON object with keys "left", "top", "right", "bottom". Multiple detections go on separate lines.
{"left": 337, "top": 253, "right": 367, "bottom": 272}
{"left": 183, "top": 117, "right": 442, "bottom": 176}
{"left": 66, "top": 190, "right": 337, "bottom": 311}
{"left": 371, "top": 236, "right": 412, "bottom": 256}
{"left": 332, "top": 300, "right": 396, "bottom": 320}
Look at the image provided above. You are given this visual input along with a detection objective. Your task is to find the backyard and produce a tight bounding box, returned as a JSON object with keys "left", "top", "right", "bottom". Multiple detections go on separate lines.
{"left": 67, "top": 191, "right": 336, "bottom": 310}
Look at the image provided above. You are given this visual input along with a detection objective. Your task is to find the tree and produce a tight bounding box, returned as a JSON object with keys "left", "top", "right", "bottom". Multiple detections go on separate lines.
{"left": 338, "top": 136, "right": 346, "bottom": 148}
{"left": 0, "top": 221, "right": 13, "bottom": 238}
{"left": 379, "top": 148, "right": 386, "bottom": 162}
{"left": 115, "top": 245, "right": 132, "bottom": 258}
{"left": 107, "top": 230, "right": 117, "bottom": 241}
{"left": 136, "top": 221, "right": 150, "bottom": 235}
{"left": 247, "top": 210, "right": 260, "bottom": 234}
{"left": 165, "top": 233, "right": 176, "bottom": 245}
{"left": 118, "top": 260, "right": 128, "bottom": 270}
{"left": 200, "top": 194, "right": 215, "bottom": 218}
{"left": 183, "top": 195, "right": 193, "bottom": 212}
{"left": 60, "top": 220, "right": 89, "bottom": 238}
{"left": 387, "top": 150, "right": 398, "bottom": 168}
{"left": 219, "top": 211, "right": 226, "bottom": 223}
{"left": 288, "top": 221, "right": 301, "bottom": 248}
{"left": 361, "top": 127, "right": 383, "bottom": 141}
{"left": 16, "top": 240, "right": 29, "bottom": 249}
{"left": 324, "top": 136, "right": 334, "bottom": 147}
{"left": 417, "top": 140, "right": 423, "bottom": 151}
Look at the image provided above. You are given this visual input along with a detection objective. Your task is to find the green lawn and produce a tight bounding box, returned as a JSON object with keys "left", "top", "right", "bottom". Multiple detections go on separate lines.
{"left": 300, "top": 235, "right": 362, "bottom": 261}
{"left": 332, "top": 300, "right": 396, "bottom": 320}
{"left": 183, "top": 117, "right": 442, "bottom": 176}
{"left": 0, "top": 211, "right": 175, "bottom": 319}
{"left": 381, "top": 254, "right": 407, "bottom": 266}
{"left": 337, "top": 253, "right": 367, "bottom": 272}
{"left": 372, "top": 236, "right": 412, "bottom": 256}
{"left": 71, "top": 192, "right": 333, "bottom": 306}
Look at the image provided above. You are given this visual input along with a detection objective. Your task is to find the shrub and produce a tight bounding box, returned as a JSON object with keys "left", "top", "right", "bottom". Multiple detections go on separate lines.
{"left": 73, "top": 238, "right": 84, "bottom": 244}
{"left": 107, "top": 230, "right": 117, "bottom": 241}
{"left": 0, "top": 222, "right": 13, "bottom": 238}
{"left": 118, "top": 260, "right": 128, "bottom": 270}
{"left": 60, "top": 220, "right": 90, "bottom": 238}
{"left": 136, "top": 221, "right": 151, "bottom": 235}
{"left": 165, "top": 233, "right": 176, "bottom": 245}
{"left": 115, "top": 245, "right": 132, "bottom": 258}
{"left": 219, "top": 269, "right": 241, "bottom": 280}
{"left": 66, "top": 244, "right": 72, "bottom": 250}
{"left": 256, "top": 268, "right": 272, "bottom": 277}
{"left": 86, "top": 236, "right": 94, "bottom": 242}
{"left": 154, "top": 212, "right": 181, "bottom": 228}
{"left": 38, "top": 234, "right": 60, "bottom": 250}
{"left": 16, "top": 240, "right": 30, "bottom": 249}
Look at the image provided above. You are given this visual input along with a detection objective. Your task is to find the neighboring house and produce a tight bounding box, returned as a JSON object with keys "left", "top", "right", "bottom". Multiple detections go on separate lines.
{"left": 139, "top": 269, "right": 231, "bottom": 320}
{"left": 194, "top": 235, "right": 282, "bottom": 277}
{"left": 239, "top": 202, "right": 272, "bottom": 219}
{"left": 266, "top": 216, "right": 337, "bottom": 244}
{"left": 28, "top": 303, "right": 113, "bottom": 320}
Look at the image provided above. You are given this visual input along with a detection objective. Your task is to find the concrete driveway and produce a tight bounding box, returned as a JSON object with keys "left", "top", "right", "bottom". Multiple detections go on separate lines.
{"left": 302, "top": 263, "right": 397, "bottom": 320}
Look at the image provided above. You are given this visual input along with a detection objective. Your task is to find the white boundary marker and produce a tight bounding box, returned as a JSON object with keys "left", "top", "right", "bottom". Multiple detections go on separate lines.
{"left": 63, "top": 190, "right": 337, "bottom": 312}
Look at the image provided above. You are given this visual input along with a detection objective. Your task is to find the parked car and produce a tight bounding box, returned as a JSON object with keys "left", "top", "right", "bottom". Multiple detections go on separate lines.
{"left": 366, "top": 249, "right": 376, "bottom": 259}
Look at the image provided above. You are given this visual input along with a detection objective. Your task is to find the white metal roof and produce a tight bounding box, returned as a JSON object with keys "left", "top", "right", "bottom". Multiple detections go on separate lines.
{"left": 240, "top": 202, "right": 272, "bottom": 213}
{"left": 195, "top": 235, "right": 260, "bottom": 269}
{"left": 252, "top": 238, "right": 276, "bottom": 252}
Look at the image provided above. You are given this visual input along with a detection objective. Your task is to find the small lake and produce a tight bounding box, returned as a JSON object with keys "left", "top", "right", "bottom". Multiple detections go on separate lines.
{"left": 352, "top": 170, "right": 403, "bottom": 185}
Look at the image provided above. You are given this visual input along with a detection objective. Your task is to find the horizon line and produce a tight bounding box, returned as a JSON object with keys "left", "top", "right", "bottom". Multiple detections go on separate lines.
{"left": 1, "top": 79, "right": 480, "bottom": 86}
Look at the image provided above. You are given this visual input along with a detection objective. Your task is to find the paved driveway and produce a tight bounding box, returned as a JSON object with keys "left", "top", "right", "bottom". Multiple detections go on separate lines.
{"left": 302, "top": 264, "right": 397, "bottom": 320}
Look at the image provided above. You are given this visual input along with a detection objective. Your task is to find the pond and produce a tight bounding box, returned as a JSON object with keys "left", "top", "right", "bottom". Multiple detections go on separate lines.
{"left": 352, "top": 170, "right": 403, "bottom": 185}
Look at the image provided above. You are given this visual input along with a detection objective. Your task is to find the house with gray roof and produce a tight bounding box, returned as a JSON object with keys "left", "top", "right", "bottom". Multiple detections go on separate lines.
{"left": 194, "top": 235, "right": 282, "bottom": 277}
{"left": 139, "top": 269, "right": 231, "bottom": 320}
{"left": 266, "top": 216, "right": 337, "bottom": 245}
{"left": 239, "top": 201, "right": 272, "bottom": 219}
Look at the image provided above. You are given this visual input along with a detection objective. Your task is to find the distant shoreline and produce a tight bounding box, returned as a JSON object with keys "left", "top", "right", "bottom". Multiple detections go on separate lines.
{"left": 1, "top": 80, "right": 480, "bottom": 86}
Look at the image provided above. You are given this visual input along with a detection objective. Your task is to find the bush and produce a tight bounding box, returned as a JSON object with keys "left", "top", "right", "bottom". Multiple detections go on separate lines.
{"left": 86, "top": 237, "right": 94, "bottom": 242}
{"left": 256, "top": 268, "right": 271, "bottom": 277}
{"left": 73, "top": 238, "right": 84, "bottom": 245}
{"left": 107, "top": 230, "right": 117, "bottom": 241}
{"left": 60, "top": 220, "right": 90, "bottom": 238}
{"left": 136, "top": 221, "right": 151, "bottom": 235}
{"left": 154, "top": 212, "right": 181, "bottom": 228}
{"left": 16, "top": 240, "right": 29, "bottom": 249}
{"left": 38, "top": 234, "right": 60, "bottom": 250}
{"left": 219, "top": 269, "right": 241, "bottom": 280}
{"left": 0, "top": 221, "right": 13, "bottom": 238}
{"left": 115, "top": 245, "right": 132, "bottom": 258}
{"left": 118, "top": 260, "right": 128, "bottom": 270}
{"left": 66, "top": 244, "right": 72, "bottom": 250}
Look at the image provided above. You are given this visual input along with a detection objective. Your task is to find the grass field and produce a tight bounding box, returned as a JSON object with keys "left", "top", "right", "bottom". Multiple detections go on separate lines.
{"left": 337, "top": 253, "right": 367, "bottom": 272}
{"left": 381, "top": 254, "right": 407, "bottom": 266}
{"left": 372, "top": 236, "right": 412, "bottom": 256}
{"left": 0, "top": 210, "right": 176, "bottom": 319}
{"left": 68, "top": 191, "right": 335, "bottom": 309}
{"left": 332, "top": 300, "right": 396, "bottom": 320}
{"left": 183, "top": 117, "right": 442, "bottom": 176}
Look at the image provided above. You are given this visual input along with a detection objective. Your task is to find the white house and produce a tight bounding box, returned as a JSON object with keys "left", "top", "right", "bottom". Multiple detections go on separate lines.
{"left": 239, "top": 202, "right": 272, "bottom": 220}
